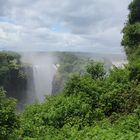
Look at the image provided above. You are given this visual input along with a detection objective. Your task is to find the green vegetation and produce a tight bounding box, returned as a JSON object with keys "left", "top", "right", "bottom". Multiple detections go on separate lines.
{"left": 0, "top": 88, "right": 18, "bottom": 140}
{"left": 86, "top": 60, "right": 106, "bottom": 80}
{"left": 122, "top": 0, "right": 140, "bottom": 59}
{"left": 52, "top": 52, "right": 87, "bottom": 94}
{"left": 0, "top": 51, "right": 27, "bottom": 98}
{"left": 12, "top": 63, "right": 139, "bottom": 139}
{"left": 0, "top": 0, "right": 140, "bottom": 139}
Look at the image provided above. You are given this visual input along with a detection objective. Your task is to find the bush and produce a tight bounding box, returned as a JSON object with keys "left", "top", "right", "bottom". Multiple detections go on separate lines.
{"left": 0, "top": 88, "right": 18, "bottom": 139}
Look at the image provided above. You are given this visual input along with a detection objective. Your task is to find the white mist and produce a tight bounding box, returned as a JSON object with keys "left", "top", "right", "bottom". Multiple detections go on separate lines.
{"left": 20, "top": 52, "right": 57, "bottom": 103}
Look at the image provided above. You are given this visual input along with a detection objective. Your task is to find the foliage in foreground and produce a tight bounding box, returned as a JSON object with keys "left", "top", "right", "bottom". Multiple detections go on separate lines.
{"left": 0, "top": 88, "right": 18, "bottom": 140}
{"left": 1, "top": 57, "right": 139, "bottom": 140}
{"left": 8, "top": 63, "right": 140, "bottom": 139}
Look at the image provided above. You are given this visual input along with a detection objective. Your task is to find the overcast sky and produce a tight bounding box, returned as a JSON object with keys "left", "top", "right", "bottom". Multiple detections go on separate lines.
{"left": 0, "top": 0, "right": 131, "bottom": 53}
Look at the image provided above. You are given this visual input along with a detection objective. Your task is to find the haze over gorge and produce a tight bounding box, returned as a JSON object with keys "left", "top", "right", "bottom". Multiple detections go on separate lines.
{"left": 0, "top": 0, "right": 130, "bottom": 107}
{"left": 7, "top": 51, "right": 127, "bottom": 109}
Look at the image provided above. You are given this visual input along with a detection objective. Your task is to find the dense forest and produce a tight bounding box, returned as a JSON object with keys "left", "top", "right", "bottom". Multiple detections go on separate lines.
{"left": 0, "top": 0, "right": 140, "bottom": 139}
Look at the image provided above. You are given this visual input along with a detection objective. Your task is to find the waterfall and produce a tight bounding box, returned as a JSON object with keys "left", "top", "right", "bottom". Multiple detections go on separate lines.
{"left": 32, "top": 64, "right": 55, "bottom": 102}
{"left": 20, "top": 52, "right": 57, "bottom": 103}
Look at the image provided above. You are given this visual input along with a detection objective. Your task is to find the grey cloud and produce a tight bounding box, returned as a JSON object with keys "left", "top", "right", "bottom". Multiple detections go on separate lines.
{"left": 0, "top": 0, "right": 9, "bottom": 15}
{"left": 0, "top": 0, "right": 132, "bottom": 53}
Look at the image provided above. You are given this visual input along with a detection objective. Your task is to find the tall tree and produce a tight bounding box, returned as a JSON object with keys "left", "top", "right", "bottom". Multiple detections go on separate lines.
{"left": 122, "top": 0, "right": 140, "bottom": 50}
{"left": 122, "top": 0, "right": 140, "bottom": 81}
{"left": 128, "top": 0, "right": 140, "bottom": 24}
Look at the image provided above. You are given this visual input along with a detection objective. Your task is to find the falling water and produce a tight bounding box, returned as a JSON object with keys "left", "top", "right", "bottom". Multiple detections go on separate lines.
{"left": 20, "top": 52, "right": 57, "bottom": 103}
{"left": 32, "top": 64, "right": 55, "bottom": 101}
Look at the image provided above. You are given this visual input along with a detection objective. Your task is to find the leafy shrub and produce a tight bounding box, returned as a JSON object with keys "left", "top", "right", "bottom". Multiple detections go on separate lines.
{"left": 0, "top": 88, "right": 18, "bottom": 140}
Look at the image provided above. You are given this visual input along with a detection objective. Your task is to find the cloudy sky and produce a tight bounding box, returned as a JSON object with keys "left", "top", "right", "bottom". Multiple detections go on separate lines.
{"left": 0, "top": 0, "right": 131, "bottom": 53}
